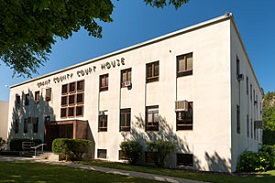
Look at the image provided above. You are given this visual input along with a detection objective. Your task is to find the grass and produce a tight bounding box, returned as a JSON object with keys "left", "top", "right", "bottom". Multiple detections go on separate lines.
{"left": 0, "top": 161, "right": 164, "bottom": 183}
{"left": 79, "top": 160, "right": 275, "bottom": 183}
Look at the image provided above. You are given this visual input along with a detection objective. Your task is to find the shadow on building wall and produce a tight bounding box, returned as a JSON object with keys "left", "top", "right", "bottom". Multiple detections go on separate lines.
{"left": 121, "top": 114, "right": 230, "bottom": 171}
{"left": 7, "top": 89, "right": 56, "bottom": 148}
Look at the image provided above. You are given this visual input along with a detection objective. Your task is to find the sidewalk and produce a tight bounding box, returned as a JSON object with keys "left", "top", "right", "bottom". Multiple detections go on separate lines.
{"left": 0, "top": 155, "right": 208, "bottom": 183}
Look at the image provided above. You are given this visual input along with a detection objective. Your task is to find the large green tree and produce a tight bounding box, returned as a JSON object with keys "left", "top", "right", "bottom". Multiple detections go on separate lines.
{"left": 0, "top": 0, "right": 189, "bottom": 77}
{"left": 263, "top": 91, "right": 275, "bottom": 144}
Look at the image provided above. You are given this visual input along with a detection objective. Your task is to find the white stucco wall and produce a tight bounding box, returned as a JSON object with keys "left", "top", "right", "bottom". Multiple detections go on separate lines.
{"left": 7, "top": 14, "right": 262, "bottom": 172}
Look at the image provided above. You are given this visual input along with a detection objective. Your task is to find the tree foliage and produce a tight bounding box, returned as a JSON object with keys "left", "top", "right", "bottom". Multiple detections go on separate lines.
{"left": 0, "top": 0, "right": 189, "bottom": 77}
{"left": 120, "top": 140, "right": 142, "bottom": 165}
{"left": 263, "top": 91, "right": 275, "bottom": 144}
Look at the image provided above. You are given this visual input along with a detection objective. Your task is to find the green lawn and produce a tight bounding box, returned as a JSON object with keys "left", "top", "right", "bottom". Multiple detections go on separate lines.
{"left": 0, "top": 161, "right": 164, "bottom": 183}
{"left": 79, "top": 160, "right": 275, "bottom": 183}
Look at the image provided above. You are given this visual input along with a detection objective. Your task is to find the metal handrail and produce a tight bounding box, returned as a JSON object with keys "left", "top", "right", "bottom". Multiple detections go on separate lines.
{"left": 31, "top": 143, "right": 46, "bottom": 156}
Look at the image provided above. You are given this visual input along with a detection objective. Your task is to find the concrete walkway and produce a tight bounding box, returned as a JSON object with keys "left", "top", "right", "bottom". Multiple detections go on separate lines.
{"left": 0, "top": 155, "right": 208, "bottom": 183}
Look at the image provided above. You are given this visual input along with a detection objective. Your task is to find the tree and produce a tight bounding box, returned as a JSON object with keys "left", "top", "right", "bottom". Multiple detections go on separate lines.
{"left": 0, "top": 0, "right": 189, "bottom": 77}
{"left": 120, "top": 140, "right": 142, "bottom": 165}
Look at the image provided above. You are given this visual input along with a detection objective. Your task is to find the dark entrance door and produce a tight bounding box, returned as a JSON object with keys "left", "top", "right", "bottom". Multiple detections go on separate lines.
{"left": 44, "top": 120, "right": 88, "bottom": 151}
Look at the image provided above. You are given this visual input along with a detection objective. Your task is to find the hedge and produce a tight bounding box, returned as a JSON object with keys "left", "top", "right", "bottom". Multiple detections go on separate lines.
{"left": 9, "top": 138, "right": 42, "bottom": 151}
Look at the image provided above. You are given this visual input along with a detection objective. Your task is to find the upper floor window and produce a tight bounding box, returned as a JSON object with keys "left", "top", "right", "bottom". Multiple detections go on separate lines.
{"left": 120, "top": 108, "right": 131, "bottom": 131}
{"left": 146, "top": 61, "right": 159, "bottom": 83}
{"left": 236, "top": 57, "right": 240, "bottom": 76}
{"left": 46, "top": 88, "right": 52, "bottom": 101}
{"left": 177, "top": 53, "right": 193, "bottom": 77}
{"left": 25, "top": 93, "right": 30, "bottom": 106}
{"left": 15, "top": 94, "right": 20, "bottom": 105}
{"left": 145, "top": 106, "right": 159, "bottom": 131}
{"left": 98, "top": 111, "right": 108, "bottom": 132}
{"left": 246, "top": 77, "right": 249, "bottom": 95}
{"left": 176, "top": 102, "right": 193, "bottom": 130}
{"left": 14, "top": 119, "right": 19, "bottom": 134}
{"left": 99, "top": 74, "right": 109, "bottom": 91}
{"left": 69, "top": 82, "right": 76, "bottom": 93}
{"left": 35, "top": 91, "right": 40, "bottom": 103}
{"left": 121, "top": 68, "right": 132, "bottom": 87}
{"left": 237, "top": 105, "right": 240, "bottom": 134}
{"left": 77, "top": 80, "right": 85, "bottom": 91}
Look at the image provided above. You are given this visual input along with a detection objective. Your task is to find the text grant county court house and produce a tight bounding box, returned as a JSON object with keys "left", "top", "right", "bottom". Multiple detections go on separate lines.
{"left": 7, "top": 14, "right": 263, "bottom": 172}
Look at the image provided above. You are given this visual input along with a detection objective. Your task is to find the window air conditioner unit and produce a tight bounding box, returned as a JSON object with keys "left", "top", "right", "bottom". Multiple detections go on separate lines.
{"left": 175, "top": 100, "right": 188, "bottom": 112}
{"left": 237, "top": 74, "right": 244, "bottom": 81}
{"left": 98, "top": 111, "right": 105, "bottom": 115}
{"left": 124, "top": 80, "right": 132, "bottom": 87}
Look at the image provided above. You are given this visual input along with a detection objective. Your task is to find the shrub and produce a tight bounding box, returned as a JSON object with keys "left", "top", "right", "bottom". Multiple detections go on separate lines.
{"left": 0, "top": 137, "right": 6, "bottom": 151}
{"left": 147, "top": 140, "right": 175, "bottom": 167}
{"left": 237, "top": 151, "right": 270, "bottom": 172}
{"left": 120, "top": 141, "right": 142, "bottom": 165}
{"left": 9, "top": 138, "right": 42, "bottom": 151}
{"left": 52, "top": 138, "right": 92, "bottom": 161}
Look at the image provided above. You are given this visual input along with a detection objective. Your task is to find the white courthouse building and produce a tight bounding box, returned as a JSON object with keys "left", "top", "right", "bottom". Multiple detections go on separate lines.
{"left": 7, "top": 13, "right": 263, "bottom": 172}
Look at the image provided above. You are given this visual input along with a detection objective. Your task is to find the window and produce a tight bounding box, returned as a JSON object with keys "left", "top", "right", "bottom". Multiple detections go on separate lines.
{"left": 46, "top": 88, "right": 52, "bottom": 101}
{"left": 61, "top": 96, "right": 68, "bottom": 106}
{"left": 177, "top": 153, "right": 193, "bottom": 166}
{"left": 236, "top": 57, "right": 240, "bottom": 76}
{"left": 246, "top": 77, "right": 249, "bottom": 95}
{"left": 177, "top": 53, "right": 193, "bottom": 77}
{"left": 251, "top": 118, "right": 253, "bottom": 139}
{"left": 145, "top": 151, "right": 156, "bottom": 163}
{"left": 77, "top": 80, "right": 85, "bottom": 91}
{"left": 14, "top": 119, "right": 19, "bottom": 134}
{"left": 25, "top": 93, "right": 30, "bottom": 106}
{"left": 76, "top": 93, "right": 84, "bottom": 104}
{"left": 60, "top": 80, "right": 85, "bottom": 118}
{"left": 33, "top": 117, "right": 39, "bottom": 133}
{"left": 146, "top": 61, "right": 159, "bottom": 83}
{"left": 99, "top": 74, "right": 109, "bottom": 91}
{"left": 98, "top": 112, "right": 108, "bottom": 132}
{"left": 68, "top": 95, "right": 75, "bottom": 105}
{"left": 24, "top": 118, "right": 28, "bottom": 133}
{"left": 76, "top": 106, "right": 84, "bottom": 116}
{"left": 118, "top": 150, "right": 128, "bottom": 160}
{"left": 44, "top": 116, "right": 50, "bottom": 123}
{"left": 69, "top": 82, "right": 76, "bottom": 93}
{"left": 250, "top": 84, "right": 252, "bottom": 101}
{"left": 237, "top": 105, "right": 240, "bottom": 134}
{"left": 61, "top": 108, "right": 67, "bottom": 118}
{"left": 35, "top": 91, "right": 40, "bottom": 103}
{"left": 97, "top": 149, "right": 107, "bottom": 159}
{"left": 62, "top": 84, "right": 68, "bottom": 95}
{"left": 68, "top": 107, "right": 75, "bottom": 117}
{"left": 120, "top": 109, "right": 131, "bottom": 131}
{"left": 146, "top": 106, "right": 159, "bottom": 131}
{"left": 247, "top": 115, "right": 249, "bottom": 138}
{"left": 176, "top": 102, "right": 193, "bottom": 130}
{"left": 16, "top": 94, "right": 20, "bottom": 106}
{"left": 121, "top": 68, "right": 132, "bottom": 87}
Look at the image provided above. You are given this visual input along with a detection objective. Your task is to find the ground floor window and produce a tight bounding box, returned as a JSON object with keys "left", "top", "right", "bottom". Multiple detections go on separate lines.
{"left": 97, "top": 149, "right": 107, "bottom": 159}
{"left": 120, "top": 108, "right": 131, "bottom": 131}
{"left": 177, "top": 153, "right": 193, "bottom": 166}
{"left": 145, "top": 106, "right": 159, "bottom": 131}
{"left": 145, "top": 151, "right": 157, "bottom": 163}
{"left": 118, "top": 150, "right": 128, "bottom": 160}
{"left": 33, "top": 117, "right": 39, "bottom": 133}
{"left": 24, "top": 118, "right": 28, "bottom": 133}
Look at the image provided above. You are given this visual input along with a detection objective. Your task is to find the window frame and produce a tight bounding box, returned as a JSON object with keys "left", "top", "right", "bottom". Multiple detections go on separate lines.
{"left": 177, "top": 53, "right": 193, "bottom": 77}
{"left": 35, "top": 91, "right": 40, "bottom": 103}
{"left": 99, "top": 74, "right": 109, "bottom": 91}
{"left": 176, "top": 102, "right": 193, "bottom": 131}
{"left": 33, "top": 117, "right": 39, "bottom": 133}
{"left": 177, "top": 153, "right": 193, "bottom": 166}
{"left": 121, "top": 68, "right": 132, "bottom": 88}
{"left": 145, "top": 106, "right": 159, "bottom": 131}
{"left": 24, "top": 118, "right": 28, "bottom": 133}
{"left": 46, "top": 88, "right": 52, "bottom": 101}
{"left": 25, "top": 93, "right": 30, "bottom": 106}
{"left": 97, "top": 149, "right": 107, "bottom": 159}
{"left": 98, "top": 113, "right": 108, "bottom": 132}
{"left": 237, "top": 105, "right": 240, "bottom": 134}
{"left": 120, "top": 108, "right": 131, "bottom": 131}
{"left": 14, "top": 119, "right": 19, "bottom": 134}
{"left": 146, "top": 61, "right": 159, "bottom": 83}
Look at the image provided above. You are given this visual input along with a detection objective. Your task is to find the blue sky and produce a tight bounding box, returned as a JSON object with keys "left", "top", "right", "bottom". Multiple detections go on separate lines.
{"left": 1, "top": 0, "right": 275, "bottom": 101}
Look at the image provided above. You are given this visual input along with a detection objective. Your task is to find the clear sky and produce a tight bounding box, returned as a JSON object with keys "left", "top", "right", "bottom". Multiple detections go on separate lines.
{"left": 1, "top": 0, "right": 275, "bottom": 101}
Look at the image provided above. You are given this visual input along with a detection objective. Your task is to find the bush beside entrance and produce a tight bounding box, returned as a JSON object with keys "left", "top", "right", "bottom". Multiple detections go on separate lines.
{"left": 52, "top": 138, "right": 92, "bottom": 161}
